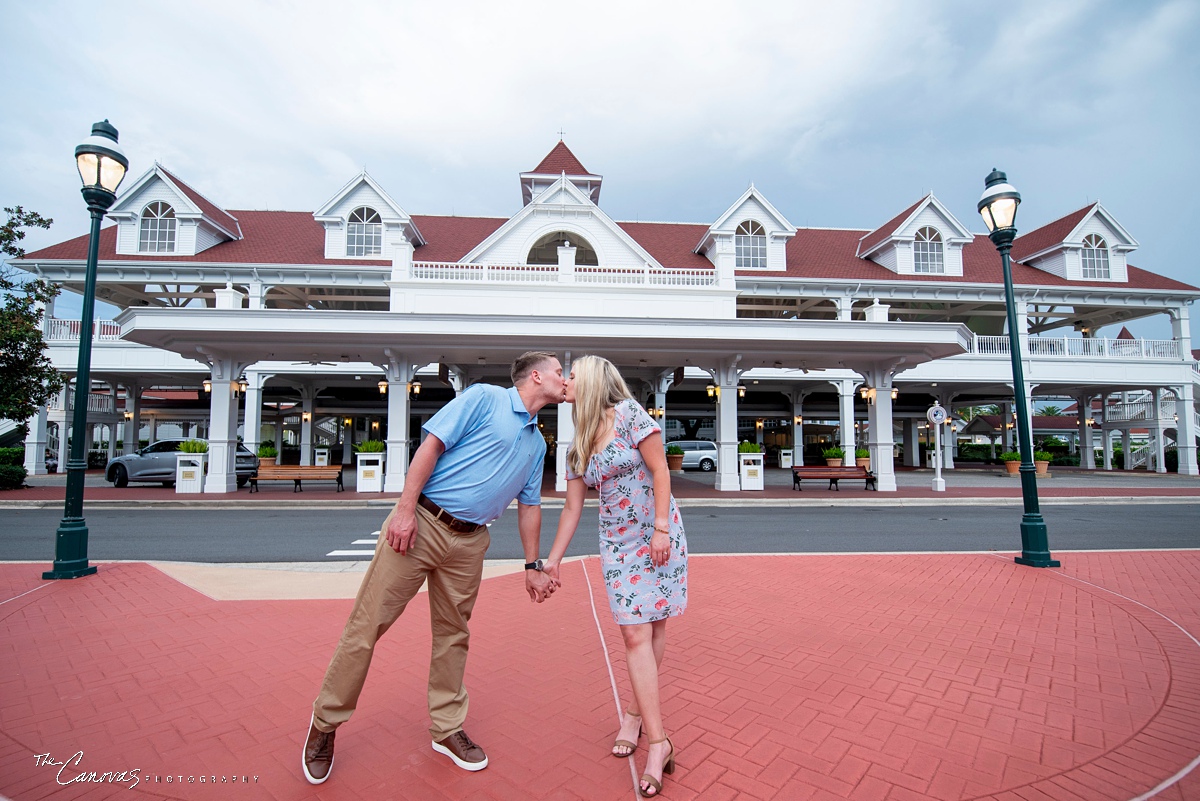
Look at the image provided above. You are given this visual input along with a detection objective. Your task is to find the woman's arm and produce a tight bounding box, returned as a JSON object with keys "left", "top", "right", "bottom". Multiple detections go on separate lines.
{"left": 637, "top": 431, "right": 673, "bottom": 567}
{"left": 543, "top": 476, "right": 587, "bottom": 584}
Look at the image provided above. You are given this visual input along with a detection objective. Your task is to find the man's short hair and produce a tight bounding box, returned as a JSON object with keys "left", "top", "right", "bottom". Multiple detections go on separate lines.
{"left": 511, "top": 351, "right": 558, "bottom": 385}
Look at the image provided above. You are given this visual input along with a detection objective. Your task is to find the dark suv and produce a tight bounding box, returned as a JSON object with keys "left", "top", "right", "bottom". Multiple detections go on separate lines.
{"left": 105, "top": 439, "right": 259, "bottom": 488}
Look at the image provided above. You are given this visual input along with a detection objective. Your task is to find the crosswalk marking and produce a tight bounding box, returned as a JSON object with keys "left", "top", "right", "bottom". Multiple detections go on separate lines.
{"left": 326, "top": 530, "right": 380, "bottom": 558}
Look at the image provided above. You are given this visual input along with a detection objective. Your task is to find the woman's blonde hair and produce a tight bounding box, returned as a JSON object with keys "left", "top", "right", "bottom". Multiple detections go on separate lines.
{"left": 567, "top": 355, "right": 633, "bottom": 476}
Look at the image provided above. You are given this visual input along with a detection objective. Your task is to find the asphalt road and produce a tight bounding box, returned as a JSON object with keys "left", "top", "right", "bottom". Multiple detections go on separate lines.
{"left": 2, "top": 504, "right": 1198, "bottom": 563}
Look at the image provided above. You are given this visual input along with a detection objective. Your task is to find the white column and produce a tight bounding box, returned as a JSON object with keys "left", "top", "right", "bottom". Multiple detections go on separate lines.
{"left": 1170, "top": 304, "right": 1192, "bottom": 356}
{"left": 1001, "top": 402, "right": 1012, "bottom": 451}
{"left": 383, "top": 354, "right": 414, "bottom": 492}
{"left": 834, "top": 380, "right": 858, "bottom": 461}
{"left": 243, "top": 372, "right": 264, "bottom": 457}
{"left": 1153, "top": 388, "right": 1168, "bottom": 473}
{"left": 299, "top": 388, "right": 314, "bottom": 466}
{"left": 246, "top": 281, "right": 267, "bottom": 310}
{"left": 713, "top": 358, "right": 741, "bottom": 491}
{"left": 204, "top": 359, "right": 241, "bottom": 493}
{"left": 149, "top": 415, "right": 158, "bottom": 443}
{"left": 1176, "top": 383, "right": 1198, "bottom": 475}
{"left": 903, "top": 418, "right": 920, "bottom": 467}
{"left": 790, "top": 393, "right": 805, "bottom": 466}
{"left": 1103, "top": 430, "right": 1113, "bottom": 470}
{"left": 273, "top": 419, "right": 283, "bottom": 465}
{"left": 57, "top": 417, "right": 70, "bottom": 473}
{"left": 1122, "top": 429, "right": 1132, "bottom": 471}
{"left": 342, "top": 417, "right": 354, "bottom": 466}
{"left": 867, "top": 383, "right": 897, "bottom": 491}
{"left": 123, "top": 384, "right": 142, "bottom": 455}
{"left": 106, "top": 422, "right": 116, "bottom": 463}
{"left": 835, "top": 294, "right": 853, "bottom": 321}
{"left": 23, "top": 406, "right": 49, "bottom": 474}
{"left": 1079, "top": 395, "right": 1096, "bottom": 470}
{"left": 556, "top": 352, "right": 575, "bottom": 491}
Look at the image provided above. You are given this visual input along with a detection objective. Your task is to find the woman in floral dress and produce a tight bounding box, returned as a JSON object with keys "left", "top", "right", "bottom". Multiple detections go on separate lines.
{"left": 544, "top": 355, "right": 688, "bottom": 798}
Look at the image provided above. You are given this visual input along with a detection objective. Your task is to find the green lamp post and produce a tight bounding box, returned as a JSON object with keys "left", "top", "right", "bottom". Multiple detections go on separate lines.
{"left": 44, "top": 120, "right": 129, "bottom": 580}
{"left": 977, "top": 169, "right": 1059, "bottom": 568}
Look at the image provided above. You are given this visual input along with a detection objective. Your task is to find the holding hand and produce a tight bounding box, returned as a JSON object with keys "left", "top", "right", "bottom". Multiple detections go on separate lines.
{"left": 526, "top": 569, "right": 559, "bottom": 603}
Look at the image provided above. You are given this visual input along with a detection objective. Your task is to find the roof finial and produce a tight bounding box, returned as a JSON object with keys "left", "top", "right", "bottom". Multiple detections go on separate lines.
{"left": 557, "top": 127, "right": 565, "bottom": 140}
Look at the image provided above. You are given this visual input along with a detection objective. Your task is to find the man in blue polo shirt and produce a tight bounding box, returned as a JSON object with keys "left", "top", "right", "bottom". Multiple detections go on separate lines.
{"left": 304, "top": 352, "right": 565, "bottom": 782}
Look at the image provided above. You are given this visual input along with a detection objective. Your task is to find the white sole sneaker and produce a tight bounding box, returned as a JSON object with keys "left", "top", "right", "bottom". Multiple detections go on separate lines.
{"left": 432, "top": 739, "right": 489, "bottom": 771}
{"left": 302, "top": 714, "right": 334, "bottom": 785}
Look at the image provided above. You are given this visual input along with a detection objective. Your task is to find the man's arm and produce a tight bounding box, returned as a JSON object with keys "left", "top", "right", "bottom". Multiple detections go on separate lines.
{"left": 385, "top": 435, "right": 445, "bottom": 554}
{"left": 517, "top": 501, "right": 556, "bottom": 602}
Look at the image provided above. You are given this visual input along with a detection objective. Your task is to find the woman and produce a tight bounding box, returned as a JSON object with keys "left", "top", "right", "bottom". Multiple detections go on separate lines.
{"left": 544, "top": 355, "right": 688, "bottom": 798}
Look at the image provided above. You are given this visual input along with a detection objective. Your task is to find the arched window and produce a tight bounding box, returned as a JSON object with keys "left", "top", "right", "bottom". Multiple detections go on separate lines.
{"left": 913, "top": 227, "right": 944, "bottom": 274}
{"left": 139, "top": 201, "right": 176, "bottom": 253}
{"left": 1081, "top": 233, "right": 1110, "bottom": 279}
{"left": 735, "top": 220, "right": 766, "bottom": 269}
{"left": 526, "top": 231, "right": 599, "bottom": 265}
{"left": 346, "top": 207, "right": 382, "bottom": 257}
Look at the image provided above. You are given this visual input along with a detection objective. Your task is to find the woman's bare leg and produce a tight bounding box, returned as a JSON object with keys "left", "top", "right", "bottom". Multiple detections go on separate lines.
{"left": 622, "top": 620, "right": 672, "bottom": 794}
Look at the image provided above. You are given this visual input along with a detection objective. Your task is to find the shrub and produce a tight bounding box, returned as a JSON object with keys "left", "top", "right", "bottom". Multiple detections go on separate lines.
{"left": 0, "top": 447, "right": 24, "bottom": 466}
{"left": 854, "top": 448, "right": 869, "bottom": 459}
{"left": 1165, "top": 448, "right": 1178, "bottom": 473}
{"left": 956, "top": 443, "right": 993, "bottom": 462}
{"left": 1000, "top": 451, "right": 1021, "bottom": 462}
{"left": 257, "top": 444, "right": 278, "bottom": 459}
{"left": 355, "top": 440, "right": 386, "bottom": 453}
{"left": 87, "top": 452, "right": 108, "bottom": 469}
{"left": 0, "top": 464, "right": 27, "bottom": 490}
{"left": 737, "top": 441, "right": 761, "bottom": 453}
{"left": 665, "top": 444, "right": 684, "bottom": 455}
{"left": 822, "top": 446, "right": 844, "bottom": 459}
{"left": 1051, "top": 455, "right": 1080, "bottom": 467}
{"left": 178, "top": 439, "right": 208, "bottom": 453}
{"left": 1034, "top": 451, "right": 1053, "bottom": 462}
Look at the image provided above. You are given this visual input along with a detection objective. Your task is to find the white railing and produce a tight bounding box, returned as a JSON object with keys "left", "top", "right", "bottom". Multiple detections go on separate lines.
{"left": 969, "top": 335, "right": 1182, "bottom": 361}
{"left": 1127, "top": 445, "right": 1150, "bottom": 469}
{"left": 46, "top": 392, "right": 116, "bottom": 414}
{"left": 406, "top": 261, "right": 719, "bottom": 287}
{"left": 1104, "top": 399, "right": 1177, "bottom": 423}
{"left": 45, "top": 318, "right": 122, "bottom": 342}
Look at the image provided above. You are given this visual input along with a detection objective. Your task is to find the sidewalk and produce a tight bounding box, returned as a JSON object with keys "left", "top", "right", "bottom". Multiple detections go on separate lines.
{"left": 3, "top": 549, "right": 1200, "bottom": 800}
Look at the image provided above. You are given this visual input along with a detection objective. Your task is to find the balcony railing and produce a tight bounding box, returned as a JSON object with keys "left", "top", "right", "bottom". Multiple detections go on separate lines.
{"left": 969, "top": 335, "right": 1182, "bottom": 360}
{"left": 406, "top": 261, "right": 719, "bottom": 287}
{"left": 46, "top": 392, "right": 115, "bottom": 414}
{"left": 45, "top": 318, "right": 122, "bottom": 342}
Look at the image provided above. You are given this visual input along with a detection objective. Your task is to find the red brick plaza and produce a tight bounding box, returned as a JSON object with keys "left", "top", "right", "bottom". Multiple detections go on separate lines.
{"left": 3, "top": 547, "right": 1200, "bottom": 800}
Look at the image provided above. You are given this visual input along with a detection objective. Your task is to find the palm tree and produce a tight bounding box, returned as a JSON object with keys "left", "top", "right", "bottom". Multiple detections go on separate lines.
{"left": 1040, "top": 405, "right": 1065, "bottom": 416}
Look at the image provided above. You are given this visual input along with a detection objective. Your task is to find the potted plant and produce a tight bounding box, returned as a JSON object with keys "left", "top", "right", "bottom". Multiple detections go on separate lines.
{"left": 1000, "top": 451, "right": 1020, "bottom": 475}
{"left": 854, "top": 447, "right": 870, "bottom": 468}
{"left": 1034, "top": 450, "right": 1053, "bottom": 476}
{"left": 257, "top": 444, "right": 278, "bottom": 463}
{"left": 354, "top": 439, "right": 387, "bottom": 493}
{"left": 822, "top": 446, "right": 844, "bottom": 467}
{"left": 175, "top": 439, "right": 209, "bottom": 493}
{"left": 665, "top": 444, "right": 685, "bottom": 471}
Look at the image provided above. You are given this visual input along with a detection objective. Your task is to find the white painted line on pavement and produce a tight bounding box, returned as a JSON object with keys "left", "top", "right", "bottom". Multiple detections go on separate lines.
{"left": 351, "top": 539, "right": 378, "bottom": 545}
{"left": 326, "top": 550, "right": 375, "bottom": 557}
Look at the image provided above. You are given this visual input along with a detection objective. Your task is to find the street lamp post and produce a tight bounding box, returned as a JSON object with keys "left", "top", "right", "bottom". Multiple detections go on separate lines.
{"left": 977, "top": 169, "right": 1059, "bottom": 568}
{"left": 44, "top": 121, "right": 129, "bottom": 580}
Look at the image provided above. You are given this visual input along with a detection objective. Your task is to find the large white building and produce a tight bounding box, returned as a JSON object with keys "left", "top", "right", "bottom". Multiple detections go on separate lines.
{"left": 11, "top": 142, "right": 1200, "bottom": 491}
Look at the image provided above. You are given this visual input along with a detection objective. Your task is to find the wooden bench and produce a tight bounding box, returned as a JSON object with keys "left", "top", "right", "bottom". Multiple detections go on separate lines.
{"left": 248, "top": 464, "right": 344, "bottom": 493}
{"left": 792, "top": 465, "right": 877, "bottom": 491}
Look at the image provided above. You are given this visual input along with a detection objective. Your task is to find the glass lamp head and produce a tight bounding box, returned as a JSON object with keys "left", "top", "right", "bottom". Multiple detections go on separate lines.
{"left": 977, "top": 168, "right": 1020, "bottom": 234}
{"left": 75, "top": 120, "right": 129, "bottom": 196}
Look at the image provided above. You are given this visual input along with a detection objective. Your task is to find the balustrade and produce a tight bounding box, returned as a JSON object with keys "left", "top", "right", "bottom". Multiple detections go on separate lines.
{"left": 45, "top": 318, "right": 122, "bottom": 342}
{"left": 967, "top": 334, "right": 1181, "bottom": 361}
{"left": 46, "top": 392, "right": 116, "bottom": 414}
{"left": 405, "top": 261, "right": 717, "bottom": 287}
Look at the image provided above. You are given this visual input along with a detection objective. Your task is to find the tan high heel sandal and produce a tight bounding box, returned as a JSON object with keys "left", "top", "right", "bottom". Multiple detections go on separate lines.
{"left": 612, "top": 709, "right": 642, "bottom": 757}
{"left": 639, "top": 736, "right": 675, "bottom": 797}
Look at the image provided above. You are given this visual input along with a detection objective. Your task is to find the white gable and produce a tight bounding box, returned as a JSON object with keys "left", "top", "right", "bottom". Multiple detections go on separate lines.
{"left": 314, "top": 172, "right": 424, "bottom": 260}
{"left": 860, "top": 194, "right": 972, "bottom": 277}
{"left": 461, "top": 176, "right": 661, "bottom": 268}
{"left": 696, "top": 186, "right": 797, "bottom": 272}
{"left": 106, "top": 166, "right": 235, "bottom": 257}
{"left": 1024, "top": 204, "right": 1137, "bottom": 283}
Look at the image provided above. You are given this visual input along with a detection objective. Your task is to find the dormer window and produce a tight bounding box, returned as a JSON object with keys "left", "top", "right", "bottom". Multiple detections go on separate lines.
{"left": 1081, "top": 234, "right": 1110, "bottom": 279}
{"left": 913, "top": 227, "right": 944, "bottom": 274}
{"left": 347, "top": 206, "right": 382, "bottom": 256}
{"left": 139, "top": 201, "right": 176, "bottom": 253}
{"left": 735, "top": 220, "right": 766, "bottom": 269}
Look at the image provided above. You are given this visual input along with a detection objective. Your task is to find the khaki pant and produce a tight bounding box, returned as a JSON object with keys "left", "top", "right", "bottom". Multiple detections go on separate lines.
{"left": 312, "top": 504, "right": 491, "bottom": 740}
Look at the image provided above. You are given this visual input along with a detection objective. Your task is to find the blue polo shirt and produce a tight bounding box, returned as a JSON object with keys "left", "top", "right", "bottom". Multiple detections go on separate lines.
{"left": 421, "top": 384, "right": 547, "bottom": 524}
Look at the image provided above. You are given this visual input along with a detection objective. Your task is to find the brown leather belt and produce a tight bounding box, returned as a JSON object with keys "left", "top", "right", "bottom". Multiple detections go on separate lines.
{"left": 418, "top": 494, "right": 484, "bottom": 534}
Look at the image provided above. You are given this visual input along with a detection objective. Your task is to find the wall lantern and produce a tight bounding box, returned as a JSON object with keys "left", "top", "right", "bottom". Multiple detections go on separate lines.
{"left": 858, "top": 387, "right": 899, "bottom": 405}
{"left": 378, "top": 380, "right": 388, "bottom": 395}
{"left": 371, "top": 420, "right": 380, "bottom": 430}
{"left": 737, "top": 383, "right": 746, "bottom": 399}
{"left": 123, "top": 410, "right": 134, "bottom": 421}
{"left": 755, "top": 419, "right": 764, "bottom": 430}
{"left": 302, "top": 411, "right": 312, "bottom": 423}
{"left": 794, "top": 415, "right": 803, "bottom": 425}
{"left": 344, "top": 417, "right": 353, "bottom": 426}
{"left": 202, "top": 379, "right": 212, "bottom": 394}
{"left": 1086, "top": 418, "right": 1096, "bottom": 427}
{"left": 237, "top": 377, "right": 249, "bottom": 395}
{"left": 705, "top": 383, "right": 718, "bottom": 399}
{"left": 409, "top": 381, "right": 421, "bottom": 397}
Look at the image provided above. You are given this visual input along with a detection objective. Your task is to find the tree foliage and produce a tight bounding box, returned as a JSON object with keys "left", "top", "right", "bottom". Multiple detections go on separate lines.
{"left": 1, "top": 206, "right": 64, "bottom": 423}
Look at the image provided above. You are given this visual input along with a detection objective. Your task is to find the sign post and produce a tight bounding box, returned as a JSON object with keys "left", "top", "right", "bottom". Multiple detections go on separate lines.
{"left": 927, "top": 402, "right": 947, "bottom": 492}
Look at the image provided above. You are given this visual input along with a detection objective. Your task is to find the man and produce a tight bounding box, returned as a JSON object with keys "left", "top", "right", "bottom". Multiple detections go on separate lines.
{"left": 303, "top": 352, "right": 565, "bottom": 783}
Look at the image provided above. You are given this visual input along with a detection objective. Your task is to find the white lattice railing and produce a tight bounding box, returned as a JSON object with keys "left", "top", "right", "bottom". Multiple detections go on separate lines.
{"left": 46, "top": 392, "right": 115, "bottom": 414}
{"left": 406, "top": 261, "right": 719, "bottom": 287}
{"left": 45, "top": 318, "right": 122, "bottom": 342}
{"left": 969, "top": 335, "right": 1182, "bottom": 360}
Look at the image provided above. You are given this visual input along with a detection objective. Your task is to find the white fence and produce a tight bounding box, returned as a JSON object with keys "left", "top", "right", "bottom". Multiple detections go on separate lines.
{"left": 46, "top": 392, "right": 115, "bottom": 414}
{"left": 406, "top": 262, "right": 719, "bottom": 287}
{"left": 45, "top": 318, "right": 122, "bottom": 342}
{"left": 970, "top": 335, "right": 1182, "bottom": 360}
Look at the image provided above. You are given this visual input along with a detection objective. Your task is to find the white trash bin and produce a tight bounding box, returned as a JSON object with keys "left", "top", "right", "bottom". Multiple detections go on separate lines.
{"left": 356, "top": 452, "right": 384, "bottom": 493}
{"left": 738, "top": 452, "right": 765, "bottom": 491}
{"left": 779, "top": 449, "right": 793, "bottom": 469}
{"left": 175, "top": 452, "right": 207, "bottom": 494}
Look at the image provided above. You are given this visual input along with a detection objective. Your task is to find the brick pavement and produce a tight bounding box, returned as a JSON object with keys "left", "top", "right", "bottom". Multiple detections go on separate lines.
{"left": 2, "top": 551, "right": 1200, "bottom": 800}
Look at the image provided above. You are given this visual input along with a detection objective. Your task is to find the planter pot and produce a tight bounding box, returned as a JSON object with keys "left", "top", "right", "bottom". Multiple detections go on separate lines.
{"left": 1004, "top": 460, "right": 1020, "bottom": 474}
{"left": 1035, "top": 460, "right": 1050, "bottom": 476}
{"left": 355, "top": 452, "right": 385, "bottom": 493}
{"left": 855, "top": 457, "right": 870, "bottom": 469}
{"left": 175, "top": 452, "right": 207, "bottom": 493}
{"left": 738, "top": 452, "right": 764, "bottom": 490}
{"left": 825, "top": 458, "right": 843, "bottom": 467}
{"left": 666, "top": 453, "right": 684, "bottom": 471}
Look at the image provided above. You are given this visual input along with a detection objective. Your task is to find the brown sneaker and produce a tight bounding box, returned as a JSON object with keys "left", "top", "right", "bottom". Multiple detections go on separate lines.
{"left": 432, "top": 729, "right": 489, "bottom": 771}
{"left": 302, "top": 714, "right": 336, "bottom": 784}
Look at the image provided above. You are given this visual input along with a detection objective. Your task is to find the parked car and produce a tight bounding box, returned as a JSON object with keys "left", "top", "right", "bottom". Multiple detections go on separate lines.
{"left": 105, "top": 439, "right": 259, "bottom": 488}
{"left": 669, "top": 440, "right": 719, "bottom": 471}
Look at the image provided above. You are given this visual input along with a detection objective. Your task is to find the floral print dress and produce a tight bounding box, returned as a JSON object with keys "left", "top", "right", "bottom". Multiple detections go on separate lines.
{"left": 573, "top": 398, "right": 688, "bottom": 625}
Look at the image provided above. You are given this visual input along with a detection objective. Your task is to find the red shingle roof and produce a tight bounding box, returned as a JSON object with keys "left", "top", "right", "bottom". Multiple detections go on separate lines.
{"left": 1010, "top": 203, "right": 1094, "bottom": 263}
{"left": 974, "top": 414, "right": 1080, "bottom": 433}
{"left": 158, "top": 167, "right": 242, "bottom": 239}
{"left": 1116, "top": 326, "right": 1136, "bottom": 340}
{"left": 857, "top": 196, "right": 925, "bottom": 257}
{"left": 616, "top": 222, "right": 711, "bottom": 270}
{"left": 530, "top": 142, "right": 592, "bottom": 176}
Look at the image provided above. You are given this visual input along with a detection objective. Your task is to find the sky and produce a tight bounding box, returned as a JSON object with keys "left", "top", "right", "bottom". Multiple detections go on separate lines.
{"left": 3, "top": 0, "right": 1198, "bottom": 338}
